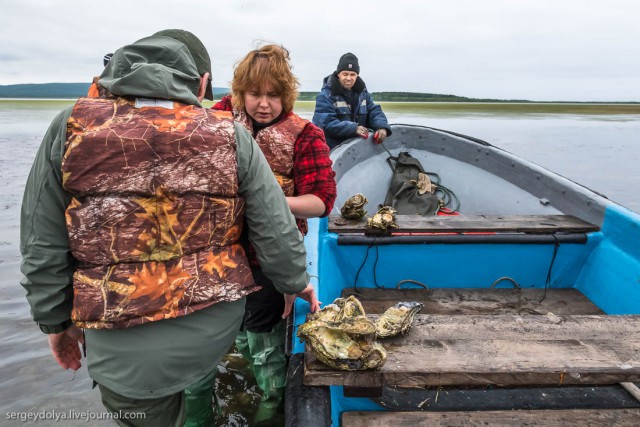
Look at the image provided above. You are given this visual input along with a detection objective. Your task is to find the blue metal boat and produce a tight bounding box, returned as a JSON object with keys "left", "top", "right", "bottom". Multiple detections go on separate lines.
{"left": 285, "top": 124, "right": 640, "bottom": 426}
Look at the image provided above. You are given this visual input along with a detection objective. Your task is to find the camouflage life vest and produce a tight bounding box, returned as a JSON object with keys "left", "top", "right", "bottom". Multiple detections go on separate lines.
{"left": 235, "top": 111, "right": 309, "bottom": 234}
{"left": 235, "top": 111, "right": 308, "bottom": 197}
{"left": 62, "top": 97, "right": 257, "bottom": 329}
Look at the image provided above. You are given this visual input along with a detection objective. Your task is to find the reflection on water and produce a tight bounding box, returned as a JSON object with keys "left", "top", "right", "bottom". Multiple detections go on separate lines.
{"left": 213, "top": 348, "right": 264, "bottom": 426}
{"left": 1, "top": 101, "right": 639, "bottom": 426}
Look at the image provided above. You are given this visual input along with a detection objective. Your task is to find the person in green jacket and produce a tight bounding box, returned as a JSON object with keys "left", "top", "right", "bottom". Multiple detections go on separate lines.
{"left": 20, "top": 29, "right": 319, "bottom": 427}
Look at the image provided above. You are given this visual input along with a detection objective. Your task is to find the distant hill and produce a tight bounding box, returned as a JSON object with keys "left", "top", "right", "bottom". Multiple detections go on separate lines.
{"left": 3, "top": 83, "right": 634, "bottom": 104}
{"left": 1, "top": 83, "right": 511, "bottom": 102}
{"left": 0, "top": 83, "right": 93, "bottom": 99}
{"left": 0, "top": 83, "right": 230, "bottom": 99}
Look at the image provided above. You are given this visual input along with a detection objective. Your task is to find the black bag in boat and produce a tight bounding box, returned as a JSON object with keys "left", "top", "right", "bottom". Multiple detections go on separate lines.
{"left": 384, "top": 152, "right": 440, "bottom": 215}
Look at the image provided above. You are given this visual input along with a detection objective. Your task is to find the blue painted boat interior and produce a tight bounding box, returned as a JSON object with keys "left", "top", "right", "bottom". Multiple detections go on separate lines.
{"left": 293, "top": 203, "right": 640, "bottom": 425}
{"left": 290, "top": 125, "right": 640, "bottom": 425}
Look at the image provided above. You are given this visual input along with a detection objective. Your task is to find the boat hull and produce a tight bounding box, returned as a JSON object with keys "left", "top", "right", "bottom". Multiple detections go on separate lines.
{"left": 287, "top": 125, "right": 640, "bottom": 426}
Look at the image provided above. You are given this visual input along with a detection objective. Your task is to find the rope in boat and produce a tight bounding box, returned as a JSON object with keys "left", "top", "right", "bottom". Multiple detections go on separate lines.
{"left": 353, "top": 238, "right": 384, "bottom": 291}
{"left": 431, "top": 177, "right": 460, "bottom": 212}
{"left": 352, "top": 238, "right": 559, "bottom": 295}
{"left": 379, "top": 140, "right": 394, "bottom": 158}
{"left": 354, "top": 243, "right": 432, "bottom": 291}
{"left": 539, "top": 234, "right": 560, "bottom": 303}
{"left": 491, "top": 277, "right": 521, "bottom": 289}
{"left": 396, "top": 279, "right": 429, "bottom": 290}
{"left": 351, "top": 236, "right": 561, "bottom": 296}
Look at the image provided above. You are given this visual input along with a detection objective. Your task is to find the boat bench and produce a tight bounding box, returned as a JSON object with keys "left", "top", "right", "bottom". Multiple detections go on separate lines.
{"left": 341, "top": 409, "right": 640, "bottom": 427}
{"left": 328, "top": 214, "right": 599, "bottom": 241}
{"left": 303, "top": 288, "right": 640, "bottom": 388}
{"left": 340, "top": 287, "right": 604, "bottom": 316}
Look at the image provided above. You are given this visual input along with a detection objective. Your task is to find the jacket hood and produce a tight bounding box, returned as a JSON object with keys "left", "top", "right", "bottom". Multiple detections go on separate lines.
{"left": 99, "top": 35, "right": 202, "bottom": 106}
{"left": 323, "top": 72, "right": 366, "bottom": 96}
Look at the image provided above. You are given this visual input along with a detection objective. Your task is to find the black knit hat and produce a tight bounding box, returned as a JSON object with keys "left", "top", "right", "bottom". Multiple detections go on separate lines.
{"left": 336, "top": 52, "right": 359, "bottom": 74}
{"left": 153, "top": 29, "right": 214, "bottom": 100}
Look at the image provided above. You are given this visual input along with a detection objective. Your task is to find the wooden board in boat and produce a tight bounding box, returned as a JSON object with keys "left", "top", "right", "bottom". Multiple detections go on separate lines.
{"left": 328, "top": 214, "right": 599, "bottom": 234}
{"left": 303, "top": 314, "right": 640, "bottom": 387}
{"left": 341, "top": 408, "right": 640, "bottom": 427}
{"left": 340, "top": 288, "right": 604, "bottom": 316}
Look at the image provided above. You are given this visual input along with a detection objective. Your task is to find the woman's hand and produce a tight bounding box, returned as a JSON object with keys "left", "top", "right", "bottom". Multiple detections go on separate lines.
{"left": 282, "top": 284, "right": 321, "bottom": 318}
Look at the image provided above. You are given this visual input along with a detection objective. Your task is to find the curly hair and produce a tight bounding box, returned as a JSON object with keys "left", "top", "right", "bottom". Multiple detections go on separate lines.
{"left": 231, "top": 44, "right": 299, "bottom": 113}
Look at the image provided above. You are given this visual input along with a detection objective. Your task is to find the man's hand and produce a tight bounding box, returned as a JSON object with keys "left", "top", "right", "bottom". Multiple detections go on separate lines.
{"left": 373, "top": 129, "right": 387, "bottom": 144}
{"left": 356, "top": 126, "right": 369, "bottom": 138}
{"left": 282, "top": 284, "right": 322, "bottom": 319}
{"left": 47, "top": 325, "right": 84, "bottom": 371}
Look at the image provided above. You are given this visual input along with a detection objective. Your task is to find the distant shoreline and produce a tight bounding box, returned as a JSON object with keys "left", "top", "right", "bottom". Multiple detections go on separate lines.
{"left": 3, "top": 98, "right": 640, "bottom": 115}
{"left": 293, "top": 100, "right": 640, "bottom": 115}
{"left": 296, "top": 92, "right": 640, "bottom": 104}
{"left": 1, "top": 83, "right": 638, "bottom": 104}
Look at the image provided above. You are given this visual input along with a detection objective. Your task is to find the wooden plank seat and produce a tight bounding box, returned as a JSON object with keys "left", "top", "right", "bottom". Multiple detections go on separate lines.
{"left": 328, "top": 214, "right": 600, "bottom": 234}
{"left": 340, "top": 288, "right": 604, "bottom": 316}
{"left": 303, "top": 313, "right": 640, "bottom": 387}
{"left": 341, "top": 409, "right": 640, "bottom": 427}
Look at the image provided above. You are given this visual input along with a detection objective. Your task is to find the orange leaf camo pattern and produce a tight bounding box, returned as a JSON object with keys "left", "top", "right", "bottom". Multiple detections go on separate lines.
{"left": 203, "top": 246, "right": 240, "bottom": 278}
{"left": 64, "top": 97, "right": 257, "bottom": 329}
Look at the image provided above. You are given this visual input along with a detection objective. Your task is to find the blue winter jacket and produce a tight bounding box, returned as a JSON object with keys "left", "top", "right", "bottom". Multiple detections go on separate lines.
{"left": 313, "top": 72, "right": 391, "bottom": 149}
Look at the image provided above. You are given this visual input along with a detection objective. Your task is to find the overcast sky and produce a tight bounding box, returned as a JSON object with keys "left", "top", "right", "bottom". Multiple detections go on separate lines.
{"left": 2, "top": 0, "right": 639, "bottom": 102}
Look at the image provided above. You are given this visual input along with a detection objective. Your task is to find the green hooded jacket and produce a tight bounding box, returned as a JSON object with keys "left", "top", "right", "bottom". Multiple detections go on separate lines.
{"left": 20, "top": 34, "right": 309, "bottom": 398}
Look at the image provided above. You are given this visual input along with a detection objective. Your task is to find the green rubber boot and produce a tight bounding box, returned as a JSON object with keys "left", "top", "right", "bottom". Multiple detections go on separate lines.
{"left": 235, "top": 330, "right": 252, "bottom": 362}
{"left": 253, "top": 387, "right": 285, "bottom": 426}
{"left": 183, "top": 369, "right": 217, "bottom": 427}
{"left": 237, "top": 320, "right": 287, "bottom": 425}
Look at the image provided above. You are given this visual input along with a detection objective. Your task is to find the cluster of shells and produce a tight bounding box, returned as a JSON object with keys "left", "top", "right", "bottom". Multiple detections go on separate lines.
{"left": 366, "top": 206, "right": 398, "bottom": 235}
{"left": 340, "top": 193, "right": 368, "bottom": 220}
{"left": 340, "top": 194, "right": 399, "bottom": 236}
{"left": 297, "top": 295, "right": 423, "bottom": 371}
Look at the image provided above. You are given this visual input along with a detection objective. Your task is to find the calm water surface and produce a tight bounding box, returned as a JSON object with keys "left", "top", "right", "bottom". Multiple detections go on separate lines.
{"left": 1, "top": 101, "right": 639, "bottom": 426}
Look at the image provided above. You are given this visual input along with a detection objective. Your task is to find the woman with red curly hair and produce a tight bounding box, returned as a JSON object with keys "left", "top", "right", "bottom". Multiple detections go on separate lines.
{"left": 184, "top": 44, "right": 336, "bottom": 426}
